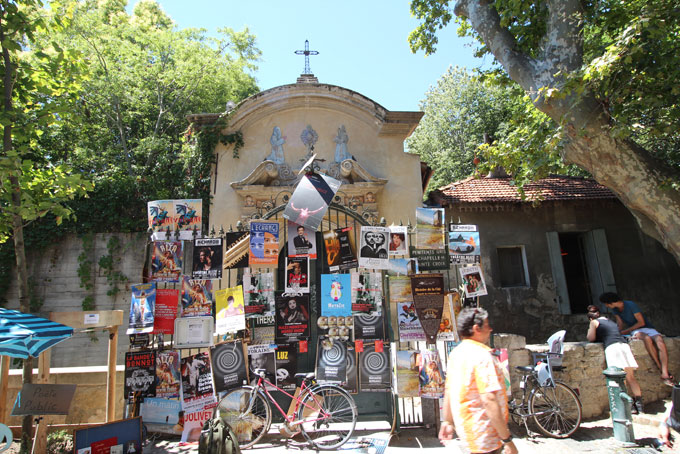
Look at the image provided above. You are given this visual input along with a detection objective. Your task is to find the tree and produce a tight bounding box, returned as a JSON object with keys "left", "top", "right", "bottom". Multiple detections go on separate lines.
{"left": 409, "top": 0, "right": 680, "bottom": 262}
{"left": 0, "top": 0, "right": 92, "bottom": 447}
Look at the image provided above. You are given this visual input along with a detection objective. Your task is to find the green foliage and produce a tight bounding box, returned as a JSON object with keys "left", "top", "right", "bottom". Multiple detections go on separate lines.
{"left": 99, "top": 235, "right": 128, "bottom": 297}
{"left": 77, "top": 233, "right": 94, "bottom": 310}
{"left": 47, "top": 429, "right": 72, "bottom": 454}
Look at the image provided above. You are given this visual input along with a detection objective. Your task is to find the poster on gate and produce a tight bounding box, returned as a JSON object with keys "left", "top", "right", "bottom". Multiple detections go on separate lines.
{"left": 243, "top": 270, "right": 275, "bottom": 317}
{"left": 388, "top": 226, "right": 409, "bottom": 257}
{"left": 156, "top": 351, "right": 181, "bottom": 399}
{"left": 124, "top": 351, "right": 156, "bottom": 402}
{"left": 149, "top": 241, "right": 183, "bottom": 282}
{"left": 153, "top": 289, "right": 178, "bottom": 335}
{"left": 215, "top": 286, "right": 245, "bottom": 334}
{"left": 249, "top": 220, "right": 281, "bottom": 268}
{"left": 192, "top": 238, "right": 223, "bottom": 280}
{"left": 180, "top": 352, "right": 217, "bottom": 413}
{"left": 210, "top": 341, "right": 247, "bottom": 394}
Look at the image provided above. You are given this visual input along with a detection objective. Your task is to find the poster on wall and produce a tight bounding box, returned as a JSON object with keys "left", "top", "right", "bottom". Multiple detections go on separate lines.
{"left": 247, "top": 344, "right": 276, "bottom": 390}
{"left": 323, "top": 227, "right": 358, "bottom": 272}
{"left": 419, "top": 349, "right": 445, "bottom": 399}
{"left": 388, "top": 276, "right": 413, "bottom": 305}
{"left": 242, "top": 271, "right": 275, "bottom": 317}
{"left": 156, "top": 351, "right": 181, "bottom": 399}
{"left": 148, "top": 200, "right": 176, "bottom": 241}
{"left": 249, "top": 220, "right": 280, "bottom": 268}
{"left": 437, "top": 295, "right": 457, "bottom": 341}
{"left": 215, "top": 286, "right": 246, "bottom": 334}
{"left": 251, "top": 314, "right": 275, "bottom": 345}
{"left": 275, "top": 344, "right": 297, "bottom": 391}
{"left": 396, "top": 350, "right": 420, "bottom": 398}
{"left": 127, "top": 283, "right": 155, "bottom": 335}
{"left": 351, "top": 272, "right": 382, "bottom": 314}
{"left": 287, "top": 222, "right": 317, "bottom": 259}
{"left": 124, "top": 351, "right": 156, "bottom": 402}
{"left": 224, "top": 231, "right": 249, "bottom": 269}
{"left": 285, "top": 257, "right": 310, "bottom": 294}
{"left": 149, "top": 241, "right": 183, "bottom": 282}
{"left": 415, "top": 207, "right": 446, "bottom": 249}
{"left": 460, "top": 265, "right": 488, "bottom": 297}
{"left": 321, "top": 274, "right": 352, "bottom": 317}
{"left": 153, "top": 289, "right": 178, "bottom": 335}
{"left": 275, "top": 295, "right": 310, "bottom": 343}
{"left": 316, "top": 339, "right": 348, "bottom": 384}
{"left": 210, "top": 341, "right": 247, "bottom": 394}
{"left": 192, "top": 238, "right": 223, "bottom": 280}
{"left": 317, "top": 315, "right": 353, "bottom": 342}
{"left": 354, "top": 313, "right": 385, "bottom": 340}
{"left": 140, "top": 398, "right": 182, "bottom": 435}
{"left": 410, "top": 274, "right": 445, "bottom": 344}
{"left": 449, "top": 228, "right": 481, "bottom": 264}
{"left": 397, "top": 302, "right": 426, "bottom": 342}
{"left": 181, "top": 408, "right": 213, "bottom": 442}
{"left": 358, "top": 342, "right": 391, "bottom": 392}
{"left": 180, "top": 277, "right": 213, "bottom": 317}
{"left": 388, "top": 226, "right": 409, "bottom": 256}
{"left": 358, "top": 226, "right": 390, "bottom": 269}
{"left": 180, "top": 352, "right": 217, "bottom": 413}
{"left": 386, "top": 258, "right": 418, "bottom": 276}
{"left": 283, "top": 172, "right": 342, "bottom": 231}
{"left": 174, "top": 199, "right": 202, "bottom": 240}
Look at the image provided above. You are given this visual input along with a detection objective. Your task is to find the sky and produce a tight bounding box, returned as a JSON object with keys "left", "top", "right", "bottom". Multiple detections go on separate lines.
{"left": 137, "top": 0, "right": 491, "bottom": 112}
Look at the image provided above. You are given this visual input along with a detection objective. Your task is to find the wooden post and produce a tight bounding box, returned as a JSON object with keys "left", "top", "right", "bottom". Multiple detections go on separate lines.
{"left": 37, "top": 350, "right": 51, "bottom": 384}
{"left": 106, "top": 327, "right": 118, "bottom": 422}
{"left": 0, "top": 356, "right": 9, "bottom": 423}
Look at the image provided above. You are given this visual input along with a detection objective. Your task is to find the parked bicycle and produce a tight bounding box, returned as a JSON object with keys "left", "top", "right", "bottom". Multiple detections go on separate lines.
{"left": 213, "top": 370, "right": 358, "bottom": 450}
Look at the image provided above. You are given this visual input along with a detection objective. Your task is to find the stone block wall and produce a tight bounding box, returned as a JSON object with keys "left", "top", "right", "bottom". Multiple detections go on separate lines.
{"left": 494, "top": 334, "right": 680, "bottom": 419}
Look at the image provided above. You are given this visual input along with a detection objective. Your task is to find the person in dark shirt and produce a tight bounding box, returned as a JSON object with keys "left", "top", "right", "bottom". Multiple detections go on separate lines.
{"left": 587, "top": 305, "right": 643, "bottom": 413}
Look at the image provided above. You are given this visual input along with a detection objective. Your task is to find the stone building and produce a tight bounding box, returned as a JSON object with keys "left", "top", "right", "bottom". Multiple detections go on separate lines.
{"left": 431, "top": 174, "right": 680, "bottom": 342}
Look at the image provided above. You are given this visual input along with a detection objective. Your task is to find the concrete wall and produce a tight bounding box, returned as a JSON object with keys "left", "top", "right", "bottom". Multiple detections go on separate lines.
{"left": 495, "top": 334, "right": 680, "bottom": 419}
{"left": 447, "top": 200, "right": 680, "bottom": 342}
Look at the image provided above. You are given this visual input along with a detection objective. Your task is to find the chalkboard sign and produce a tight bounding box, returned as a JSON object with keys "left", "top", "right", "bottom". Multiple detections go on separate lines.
{"left": 74, "top": 417, "right": 142, "bottom": 453}
{"left": 11, "top": 384, "right": 76, "bottom": 416}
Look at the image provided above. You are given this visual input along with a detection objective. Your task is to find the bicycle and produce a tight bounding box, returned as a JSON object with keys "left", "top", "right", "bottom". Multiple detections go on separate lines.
{"left": 508, "top": 360, "right": 582, "bottom": 438}
{"left": 213, "top": 369, "right": 358, "bottom": 450}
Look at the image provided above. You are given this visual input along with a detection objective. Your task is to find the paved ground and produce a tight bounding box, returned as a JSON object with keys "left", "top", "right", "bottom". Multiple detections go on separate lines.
{"left": 142, "top": 399, "right": 678, "bottom": 453}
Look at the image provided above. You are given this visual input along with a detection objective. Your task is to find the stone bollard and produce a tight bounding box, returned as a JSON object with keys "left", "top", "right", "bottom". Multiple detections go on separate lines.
{"left": 603, "top": 367, "right": 635, "bottom": 446}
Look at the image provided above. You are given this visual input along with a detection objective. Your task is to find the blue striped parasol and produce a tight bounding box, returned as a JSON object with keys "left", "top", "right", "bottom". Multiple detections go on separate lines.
{"left": 0, "top": 308, "right": 74, "bottom": 358}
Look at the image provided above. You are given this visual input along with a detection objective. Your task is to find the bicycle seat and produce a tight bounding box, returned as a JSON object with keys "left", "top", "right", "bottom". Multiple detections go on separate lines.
{"left": 515, "top": 365, "right": 534, "bottom": 374}
{"left": 294, "top": 372, "right": 315, "bottom": 379}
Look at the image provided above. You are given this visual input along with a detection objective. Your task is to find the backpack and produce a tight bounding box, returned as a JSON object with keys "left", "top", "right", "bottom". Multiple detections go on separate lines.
{"left": 199, "top": 418, "right": 242, "bottom": 454}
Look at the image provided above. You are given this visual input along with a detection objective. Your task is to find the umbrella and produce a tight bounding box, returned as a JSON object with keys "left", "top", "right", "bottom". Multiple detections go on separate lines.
{"left": 0, "top": 308, "right": 74, "bottom": 358}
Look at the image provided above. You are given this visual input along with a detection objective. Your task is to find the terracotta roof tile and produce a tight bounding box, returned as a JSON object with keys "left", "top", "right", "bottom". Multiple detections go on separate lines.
{"left": 437, "top": 175, "right": 616, "bottom": 204}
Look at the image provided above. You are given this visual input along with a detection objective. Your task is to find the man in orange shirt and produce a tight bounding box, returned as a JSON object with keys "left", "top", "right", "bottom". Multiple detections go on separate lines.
{"left": 439, "top": 307, "right": 517, "bottom": 454}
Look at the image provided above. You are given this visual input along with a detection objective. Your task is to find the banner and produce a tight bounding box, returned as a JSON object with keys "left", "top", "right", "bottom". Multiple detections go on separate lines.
{"left": 210, "top": 341, "right": 247, "bottom": 394}
{"left": 125, "top": 351, "right": 156, "bottom": 401}
{"left": 321, "top": 274, "right": 352, "bottom": 316}
{"left": 409, "top": 247, "right": 449, "bottom": 271}
{"left": 410, "top": 274, "right": 445, "bottom": 344}
{"left": 149, "top": 241, "right": 183, "bottom": 282}
{"left": 153, "top": 289, "right": 178, "bottom": 335}
{"left": 215, "top": 286, "right": 246, "bottom": 334}
{"left": 192, "top": 238, "right": 223, "bottom": 280}
{"left": 127, "top": 283, "right": 155, "bottom": 335}
{"left": 249, "top": 220, "right": 280, "bottom": 268}
{"left": 156, "top": 351, "right": 181, "bottom": 399}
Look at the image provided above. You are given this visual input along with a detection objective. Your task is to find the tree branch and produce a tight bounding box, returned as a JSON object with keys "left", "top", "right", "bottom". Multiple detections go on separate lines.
{"left": 540, "top": 0, "right": 583, "bottom": 80}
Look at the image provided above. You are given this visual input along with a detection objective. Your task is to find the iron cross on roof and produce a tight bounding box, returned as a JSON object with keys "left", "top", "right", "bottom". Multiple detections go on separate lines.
{"left": 294, "top": 40, "right": 319, "bottom": 75}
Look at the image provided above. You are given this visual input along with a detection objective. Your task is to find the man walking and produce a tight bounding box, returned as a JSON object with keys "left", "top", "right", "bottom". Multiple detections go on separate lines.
{"left": 440, "top": 307, "right": 517, "bottom": 454}
{"left": 600, "top": 292, "right": 673, "bottom": 385}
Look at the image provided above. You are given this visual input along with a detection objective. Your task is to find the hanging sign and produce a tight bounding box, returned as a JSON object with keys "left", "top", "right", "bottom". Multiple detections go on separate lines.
{"left": 410, "top": 274, "right": 445, "bottom": 344}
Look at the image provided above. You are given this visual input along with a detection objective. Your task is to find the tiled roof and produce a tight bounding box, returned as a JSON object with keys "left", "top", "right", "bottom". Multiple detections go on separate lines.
{"left": 436, "top": 175, "right": 617, "bottom": 204}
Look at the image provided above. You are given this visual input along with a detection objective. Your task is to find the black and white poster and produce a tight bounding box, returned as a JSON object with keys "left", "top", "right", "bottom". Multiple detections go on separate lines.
{"left": 287, "top": 222, "right": 317, "bottom": 259}
{"left": 316, "top": 338, "right": 348, "bottom": 384}
{"left": 283, "top": 172, "right": 341, "bottom": 231}
{"left": 323, "top": 227, "right": 358, "bottom": 272}
{"left": 243, "top": 270, "right": 275, "bottom": 317}
{"left": 181, "top": 352, "right": 217, "bottom": 412}
{"left": 210, "top": 341, "right": 247, "bottom": 394}
{"left": 354, "top": 313, "right": 385, "bottom": 340}
{"left": 192, "top": 238, "right": 223, "bottom": 280}
{"left": 275, "top": 344, "right": 297, "bottom": 391}
{"left": 251, "top": 314, "right": 275, "bottom": 345}
{"left": 345, "top": 343, "right": 358, "bottom": 394}
{"left": 125, "top": 351, "right": 156, "bottom": 402}
{"left": 247, "top": 344, "right": 276, "bottom": 390}
{"left": 275, "top": 295, "right": 310, "bottom": 343}
{"left": 358, "top": 226, "right": 390, "bottom": 270}
{"left": 359, "top": 342, "right": 391, "bottom": 392}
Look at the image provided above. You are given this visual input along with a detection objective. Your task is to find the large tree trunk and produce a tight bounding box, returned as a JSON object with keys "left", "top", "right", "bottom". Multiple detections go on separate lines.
{"left": 455, "top": 0, "right": 680, "bottom": 263}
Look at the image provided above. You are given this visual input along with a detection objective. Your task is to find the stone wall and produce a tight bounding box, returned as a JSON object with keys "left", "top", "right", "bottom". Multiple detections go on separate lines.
{"left": 495, "top": 333, "right": 680, "bottom": 419}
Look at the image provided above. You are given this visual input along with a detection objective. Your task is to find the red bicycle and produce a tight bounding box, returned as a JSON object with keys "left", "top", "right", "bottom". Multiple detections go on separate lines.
{"left": 213, "top": 370, "right": 358, "bottom": 450}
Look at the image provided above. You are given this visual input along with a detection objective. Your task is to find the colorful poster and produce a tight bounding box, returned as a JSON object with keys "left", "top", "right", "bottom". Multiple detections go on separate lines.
{"left": 386, "top": 258, "right": 418, "bottom": 276}
{"left": 323, "top": 227, "right": 358, "bottom": 272}
{"left": 224, "top": 231, "right": 249, "bottom": 269}
{"left": 181, "top": 408, "right": 213, "bottom": 442}
{"left": 388, "top": 226, "right": 409, "bottom": 256}
{"left": 149, "top": 241, "right": 183, "bottom": 282}
{"left": 192, "top": 238, "right": 223, "bottom": 280}
{"left": 180, "top": 277, "right": 213, "bottom": 317}
{"left": 354, "top": 313, "right": 385, "bottom": 340}
{"left": 127, "top": 283, "right": 155, "bottom": 335}
{"left": 180, "top": 352, "right": 217, "bottom": 413}
{"left": 388, "top": 276, "right": 413, "bottom": 304}
{"left": 243, "top": 271, "right": 275, "bottom": 317}
{"left": 419, "top": 350, "right": 445, "bottom": 398}
{"left": 249, "top": 220, "right": 280, "bottom": 268}
{"left": 317, "top": 315, "right": 353, "bottom": 342}
{"left": 251, "top": 314, "right": 275, "bottom": 345}
{"left": 288, "top": 222, "right": 317, "bottom": 259}
{"left": 156, "top": 351, "right": 181, "bottom": 399}
{"left": 358, "top": 342, "right": 391, "bottom": 392}
{"left": 437, "top": 295, "right": 457, "bottom": 341}
{"left": 283, "top": 172, "right": 341, "bottom": 231}
{"left": 449, "top": 229, "right": 481, "bottom": 264}
{"left": 411, "top": 274, "right": 445, "bottom": 344}
{"left": 140, "top": 398, "right": 183, "bottom": 435}
{"left": 275, "top": 344, "right": 297, "bottom": 391}
{"left": 153, "top": 289, "right": 178, "bottom": 335}
{"left": 148, "top": 200, "right": 176, "bottom": 241}
{"left": 174, "top": 199, "right": 202, "bottom": 240}
{"left": 124, "top": 351, "right": 156, "bottom": 402}
{"left": 316, "top": 339, "right": 348, "bottom": 384}
{"left": 211, "top": 341, "right": 247, "bottom": 394}
{"left": 351, "top": 272, "right": 383, "bottom": 314}
{"left": 396, "top": 350, "right": 420, "bottom": 398}
{"left": 247, "top": 344, "right": 276, "bottom": 390}
{"left": 358, "top": 226, "right": 390, "bottom": 270}
{"left": 285, "top": 257, "right": 310, "bottom": 294}
{"left": 275, "top": 295, "right": 310, "bottom": 343}
{"left": 460, "top": 265, "right": 488, "bottom": 297}
{"left": 321, "top": 274, "right": 352, "bottom": 316}
{"left": 215, "top": 286, "right": 246, "bottom": 334}
{"left": 415, "top": 207, "right": 446, "bottom": 249}
{"left": 397, "top": 302, "right": 426, "bottom": 342}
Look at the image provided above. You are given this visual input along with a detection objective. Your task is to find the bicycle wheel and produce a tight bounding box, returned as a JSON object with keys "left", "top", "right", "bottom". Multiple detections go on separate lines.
{"left": 213, "top": 386, "right": 272, "bottom": 449}
{"left": 529, "top": 381, "right": 582, "bottom": 438}
{"left": 296, "top": 384, "right": 358, "bottom": 450}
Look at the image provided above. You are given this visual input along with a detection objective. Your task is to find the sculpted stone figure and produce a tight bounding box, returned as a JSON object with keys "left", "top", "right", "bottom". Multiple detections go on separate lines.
{"left": 266, "top": 126, "right": 286, "bottom": 164}
{"left": 334, "top": 125, "right": 353, "bottom": 162}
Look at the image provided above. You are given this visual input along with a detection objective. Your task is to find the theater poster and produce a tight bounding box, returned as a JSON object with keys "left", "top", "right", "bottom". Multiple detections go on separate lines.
{"left": 316, "top": 338, "right": 348, "bottom": 384}
{"left": 243, "top": 270, "right": 275, "bottom": 317}
{"left": 287, "top": 221, "right": 317, "bottom": 259}
{"left": 345, "top": 342, "right": 358, "bottom": 394}
{"left": 275, "top": 295, "right": 310, "bottom": 343}
{"left": 419, "top": 349, "right": 445, "bottom": 399}
{"left": 153, "top": 288, "right": 178, "bottom": 335}
{"left": 275, "top": 344, "right": 297, "bottom": 391}
{"left": 351, "top": 272, "right": 383, "bottom": 314}
{"left": 397, "top": 302, "right": 426, "bottom": 342}
{"left": 210, "top": 341, "right": 247, "bottom": 394}
{"left": 149, "top": 241, "right": 183, "bottom": 282}
{"left": 148, "top": 200, "right": 176, "bottom": 241}
{"left": 127, "top": 283, "right": 155, "bottom": 335}
{"left": 415, "top": 207, "right": 446, "bottom": 250}
{"left": 285, "top": 257, "right": 310, "bottom": 294}
{"left": 283, "top": 172, "right": 341, "bottom": 231}
{"left": 249, "top": 220, "right": 280, "bottom": 268}
{"left": 358, "top": 342, "right": 391, "bottom": 392}
{"left": 180, "top": 352, "right": 217, "bottom": 413}
{"left": 215, "top": 286, "right": 245, "bottom": 335}
{"left": 174, "top": 199, "right": 202, "bottom": 240}
{"left": 323, "top": 227, "right": 358, "bottom": 272}
{"left": 460, "top": 265, "right": 488, "bottom": 297}
{"left": 156, "top": 351, "right": 181, "bottom": 399}
{"left": 251, "top": 314, "right": 275, "bottom": 345}
{"left": 125, "top": 351, "right": 156, "bottom": 402}
{"left": 321, "top": 273, "right": 351, "bottom": 317}
{"left": 192, "top": 238, "right": 223, "bottom": 280}
{"left": 396, "top": 350, "right": 420, "bottom": 398}
{"left": 358, "top": 226, "right": 390, "bottom": 270}
{"left": 354, "top": 313, "right": 385, "bottom": 340}
{"left": 224, "top": 231, "right": 249, "bottom": 269}
{"left": 180, "top": 277, "right": 213, "bottom": 317}
{"left": 388, "top": 225, "right": 409, "bottom": 257}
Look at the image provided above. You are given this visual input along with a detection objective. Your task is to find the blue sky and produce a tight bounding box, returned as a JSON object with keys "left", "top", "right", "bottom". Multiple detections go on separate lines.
{"left": 142, "top": 0, "right": 490, "bottom": 112}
